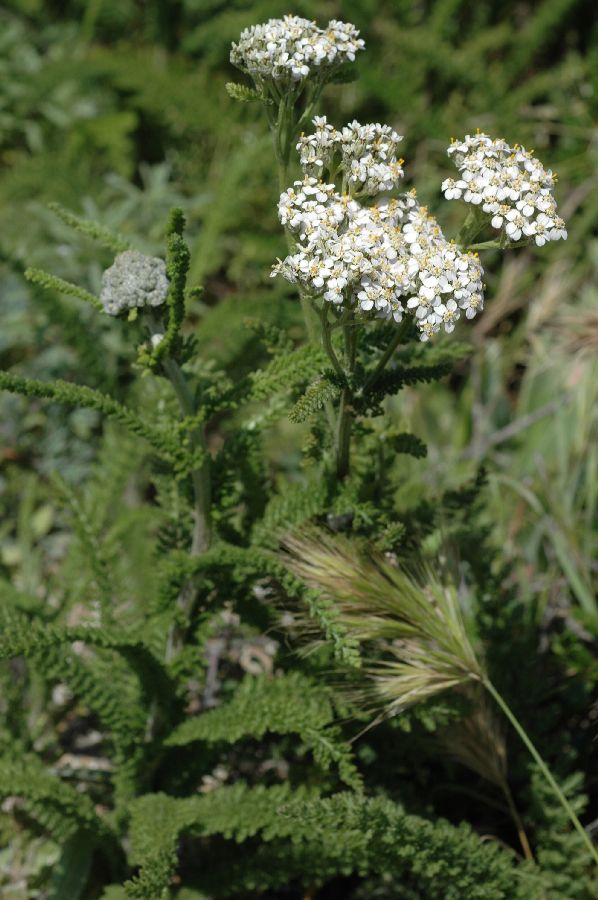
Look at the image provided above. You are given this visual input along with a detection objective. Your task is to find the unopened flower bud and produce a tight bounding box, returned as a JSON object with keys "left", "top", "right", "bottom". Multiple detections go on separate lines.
{"left": 100, "top": 250, "right": 169, "bottom": 317}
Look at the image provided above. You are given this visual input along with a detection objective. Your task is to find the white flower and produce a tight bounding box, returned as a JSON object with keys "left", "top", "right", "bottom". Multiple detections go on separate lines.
{"left": 340, "top": 120, "right": 404, "bottom": 195}
{"left": 442, "top": 178, "right": 467, "bottom": 200}
{"left": 231, "top": 16, "right": 364, "bottom": 83}
{"left": 100, "top": 251, "right": 169, "bottom": 317}
{"left": 505, "top": 209, "right": 524, "bottom": 241}
{"left": 297, "top": 117, "right": 404, "bottom": 196}
{"left": 444, "top": 132, "right": 566, "bottom": 246}
{"left": 273, "top": 176, "right": 485, "bottom": 341}
{"left": 277, "top": 176, "right": 345, "bottom": 242}
{"left": 297, "top": 116, "right": 339, "bottom": 175}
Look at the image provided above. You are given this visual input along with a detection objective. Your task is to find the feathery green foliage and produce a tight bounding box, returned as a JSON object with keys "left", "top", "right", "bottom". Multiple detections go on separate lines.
{"left": 0, "top": 370, "right": 180, "bottom": 462}
{"left": 0, "top": 1, "right": 596, "bottom": 896}
{"left": 529, "top": 768, "right": 598, "bottom": 898}
{"left": 24, "top": 267, "right": 104, "bottom": 310}
{"left": 47, "top": 202, "right": 130, "bottom": 253}
{"left": 0, "top": 752, "right": 114, "bottom": 844}
{"left": 288, "top": 375, "right": 340, "bottom": 423}
{"left": 165, "top": 671, "right": 362, "bottom": 789}
{"left": 225, "top": 82, "right": 270, "bottom": 104}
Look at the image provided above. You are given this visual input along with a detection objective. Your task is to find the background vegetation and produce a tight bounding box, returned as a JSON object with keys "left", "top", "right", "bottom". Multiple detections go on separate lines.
{"left": 0, "top": 0, "right": 596, "bottom": 897}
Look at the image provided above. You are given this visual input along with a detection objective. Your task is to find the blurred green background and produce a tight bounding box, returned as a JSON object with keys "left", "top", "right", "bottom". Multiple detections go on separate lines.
{"left": 1, "top": 0, "right": 597, "bottom": 666}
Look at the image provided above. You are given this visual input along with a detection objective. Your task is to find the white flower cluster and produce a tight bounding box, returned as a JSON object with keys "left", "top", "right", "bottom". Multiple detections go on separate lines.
{"left": 443, "top": 133, "right": 567, "bottom": 246}
{"left": 298, "top": 116, "right": 404, "bottom": 195}
{"left": 273, "top": 178, "right": 484, "bottom": 341}
{"left": 100, "top": 250, "right": 169, "bottom": 317}
{"left": 230, "top": 16, "right": 364, "bottom": 83}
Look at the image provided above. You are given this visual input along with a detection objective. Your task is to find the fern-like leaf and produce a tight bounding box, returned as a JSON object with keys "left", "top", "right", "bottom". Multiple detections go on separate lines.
{"left": 388, "top": 431, "right": 428, "bottom": 459}
{"left": 0, "top": 369, "right": 182, "bottom": 464}
{"left": 48, "top": 202, "right": 130, "bottom": 253}
{"left": 225, "top": 82, "right": 271, "bottom": 103}
{"left": 248, "top": 345, "right": 326, "bottom": 402}
{"left": 25, "top": 267, "right": 103, "bottom": 310}
{"left": 251, "top": 478, "right": 329, "bottom": 547}
{"left": 125, "top": 784, "right": 312, "bottom": 898}
{"left": 288, "top": 377, "right": 339, "bottom": 423}
{"left": 0, "top": 753, "right": 114, "bottom": 844}
{"left": 202, "top": 792, "right": 539, "bottom": 899}
{"left": 165, "top": 672, "right": 361, "bottom": 788}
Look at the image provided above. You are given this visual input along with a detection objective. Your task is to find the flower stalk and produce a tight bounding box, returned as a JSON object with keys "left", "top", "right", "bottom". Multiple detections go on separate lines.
{"left": 483, "top": 677, "right": 598, "bottom": 866}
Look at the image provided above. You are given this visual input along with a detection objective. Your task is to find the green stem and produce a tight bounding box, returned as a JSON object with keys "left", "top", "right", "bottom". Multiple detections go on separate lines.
{"left": 363, "top": 317, "right": 410, "bottom": 393}
{"left": 295, "top": 81, "right": 324, "bottom": 134}
{"left": 335, "top": 309, "right": 357, "bottom": 480}
{"left": 276, "top": 153, "right": 320, "bottom": 347}
{"left": 161, "top": 357, "right": 211, "bottom": 556}
{"left": 468, "top": 239, "right": 529, "bottom": 251}
{"left": 456, "top": 206, "right": 489, "bottom": 248}
{"left": 145, "top": 314, "right": 211, "bottom": 660}
{"left": 271, "top": 89, "right": 351, "bottom": 470}
{"left": 80, "top": 0, "right": 103, "bottom": 45}
{"left": 272, "top": 87, "right": 322, "bottom": 348}
{"left": 320, "top": 305, "right": 346, "bottom": 382}
{"left": 316, "top": 304, "right": 342, "bottom": 439}
{"left": 336, "top": 388, "right": 353, "bottom": 480}
{"left": 484, "top": 678, "right": 598, "bottom": 866}
{"left": 162, "top": 354, "right": 211, "bottom": 663}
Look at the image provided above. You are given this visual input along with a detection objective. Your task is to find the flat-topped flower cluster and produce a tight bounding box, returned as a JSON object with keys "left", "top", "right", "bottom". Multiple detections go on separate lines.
{"left": 230, "top": 15, "right": 364, "bottom": 83}
{"left": 298, "top": 116, "right": 404, "bottom": 196}
{"left": 273, "top": 173, "right": 484, "bottom": 341}
{"left": 442, "top": 132, "right": 567, "bottom": 246}
{"left": 228, "top": 17, "right": 566, "bottom": 343}
{"left": 273, "top": 117, "right": 484, "bottom": 341}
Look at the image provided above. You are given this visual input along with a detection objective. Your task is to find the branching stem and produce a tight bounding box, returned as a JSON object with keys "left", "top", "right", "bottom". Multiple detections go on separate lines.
{"left": 456, "top": 206, "right": 488, "bottom": 248}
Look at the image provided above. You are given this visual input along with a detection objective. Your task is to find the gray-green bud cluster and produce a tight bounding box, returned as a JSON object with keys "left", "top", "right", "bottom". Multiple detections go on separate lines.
{"left": 100, "top": 250, "right": 169, "bottom": 316}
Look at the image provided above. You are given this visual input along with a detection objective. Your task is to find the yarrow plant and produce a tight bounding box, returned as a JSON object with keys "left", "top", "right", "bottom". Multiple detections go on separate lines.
{"left": 229, "top": 18, "right": 567, "bottom": 479}
{"left": 0, "top": 12, "right": 595, "bottom": 899}
{"left": 297, "top": 117, "right": 405, "bottom": 194}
